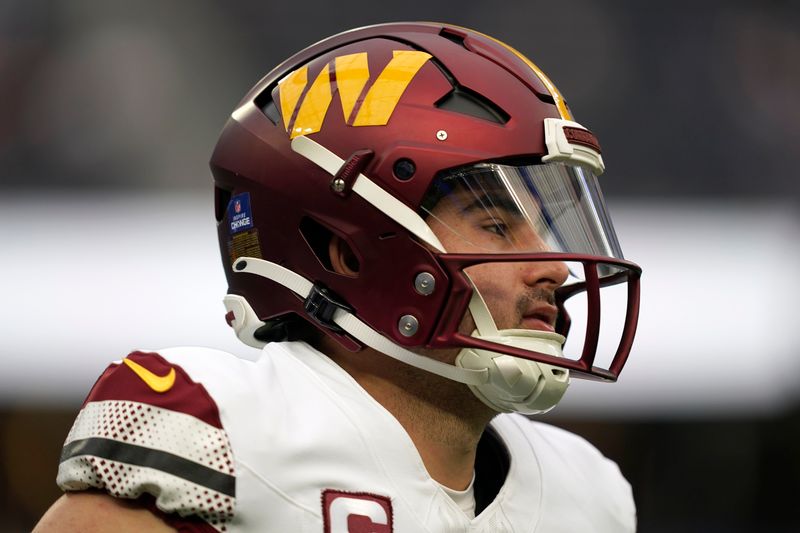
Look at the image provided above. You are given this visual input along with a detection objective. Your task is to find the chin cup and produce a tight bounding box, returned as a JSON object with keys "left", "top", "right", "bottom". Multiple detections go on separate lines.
{"left": 455, "top": 329, "right": 570, "bottom": 415}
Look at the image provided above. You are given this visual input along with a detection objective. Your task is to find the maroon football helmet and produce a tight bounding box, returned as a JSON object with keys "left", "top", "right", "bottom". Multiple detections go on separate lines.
{"left": 210, "top": 22, "right": 641, "bottom": 414}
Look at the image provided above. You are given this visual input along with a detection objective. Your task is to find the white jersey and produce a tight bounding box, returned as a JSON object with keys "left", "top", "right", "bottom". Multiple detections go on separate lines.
{"left": 58, "top": 341, "right": 636, "bottom": 532}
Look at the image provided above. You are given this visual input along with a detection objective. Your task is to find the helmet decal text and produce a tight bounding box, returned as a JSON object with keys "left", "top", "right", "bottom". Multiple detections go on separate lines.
{"left": 225, "top": 193, "right": 262, "bottom": 264}
{"left": 227, "top": 192, "right": 254, "bottom": 234}
{"left": 278, "top": 50, "right": 431, "bottom": 138}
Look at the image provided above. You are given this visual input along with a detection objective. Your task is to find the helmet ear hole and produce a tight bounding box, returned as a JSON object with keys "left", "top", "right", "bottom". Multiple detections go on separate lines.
{"left": 329, "top": 235, "right": 360, "bottom": 277}
{"left": 299, "top": 217, "right": 360, "bottom": 277}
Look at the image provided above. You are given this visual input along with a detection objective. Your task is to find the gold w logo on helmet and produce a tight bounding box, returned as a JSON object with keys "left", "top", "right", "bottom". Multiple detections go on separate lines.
{"left": 278, "top": 50, "right": 431, "bottom": 139}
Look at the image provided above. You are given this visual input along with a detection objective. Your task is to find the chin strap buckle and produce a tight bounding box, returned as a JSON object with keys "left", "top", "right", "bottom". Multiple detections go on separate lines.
{"left": 303, "top": 284, "right": 352, "bottom": 332}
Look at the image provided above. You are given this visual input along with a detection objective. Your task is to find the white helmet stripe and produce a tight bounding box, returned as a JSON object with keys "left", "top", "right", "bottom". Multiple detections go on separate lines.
{"left": 291, "top": 135, "right": 446, "bottom": 253}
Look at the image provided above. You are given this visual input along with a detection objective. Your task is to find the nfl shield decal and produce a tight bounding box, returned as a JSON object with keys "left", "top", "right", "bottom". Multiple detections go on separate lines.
{"left": 228, "top": 192, "right": 254, "bottom": 234}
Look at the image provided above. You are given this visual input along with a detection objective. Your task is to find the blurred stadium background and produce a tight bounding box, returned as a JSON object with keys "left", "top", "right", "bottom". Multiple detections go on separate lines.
{"left": 1, "top": 1, "right": 799, "bottom": 531}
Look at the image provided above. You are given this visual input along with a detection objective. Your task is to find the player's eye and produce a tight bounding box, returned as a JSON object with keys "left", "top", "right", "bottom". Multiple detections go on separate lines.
{"left": 481, "top": 220, "right": 510, "bottom": 237}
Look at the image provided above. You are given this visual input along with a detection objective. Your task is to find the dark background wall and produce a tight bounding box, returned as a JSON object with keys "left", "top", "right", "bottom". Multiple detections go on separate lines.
{"left": 3, "top": 0, "right": 799, "bottom": 200}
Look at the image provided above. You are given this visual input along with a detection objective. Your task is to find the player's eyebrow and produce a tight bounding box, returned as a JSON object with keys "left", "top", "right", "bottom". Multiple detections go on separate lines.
{"left": 459, "top": 193, "right": 524, "bottom": 217}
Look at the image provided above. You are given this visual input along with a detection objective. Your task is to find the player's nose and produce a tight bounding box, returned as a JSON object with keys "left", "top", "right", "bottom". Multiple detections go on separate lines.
{"left": 521, "top": 258, "right": 570, "bottom": 289}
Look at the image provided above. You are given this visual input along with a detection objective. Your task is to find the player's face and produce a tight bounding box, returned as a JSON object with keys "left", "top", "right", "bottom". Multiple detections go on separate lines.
{"left": 426, "top": 187, "right": 569, "bottom": 333}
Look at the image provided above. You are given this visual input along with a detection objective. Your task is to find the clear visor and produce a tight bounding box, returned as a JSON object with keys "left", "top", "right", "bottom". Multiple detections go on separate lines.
{"left": 419, "top": 161, "right": 639, "bottom": 380}
{"left": 421, "top": 161, "right": 624, "bottom": 279}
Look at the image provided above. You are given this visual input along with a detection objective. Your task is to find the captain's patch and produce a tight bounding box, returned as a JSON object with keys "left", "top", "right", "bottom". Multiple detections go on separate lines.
{"left": 322, "top": 489, "right": 393, "bottom": 533}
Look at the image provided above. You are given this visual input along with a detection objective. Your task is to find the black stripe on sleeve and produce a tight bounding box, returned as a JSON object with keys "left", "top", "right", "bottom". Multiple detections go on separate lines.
{"left": 60, "top": 437, "right": 236, "bottom": 498}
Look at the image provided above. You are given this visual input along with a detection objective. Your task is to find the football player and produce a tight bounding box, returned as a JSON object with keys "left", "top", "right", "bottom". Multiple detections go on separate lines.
{"left": 36, "top": 22, "right": 641, "bottom": 532}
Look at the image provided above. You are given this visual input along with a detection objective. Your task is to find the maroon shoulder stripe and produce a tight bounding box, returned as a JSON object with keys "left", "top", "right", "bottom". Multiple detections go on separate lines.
{"left": 83, "top": 351, "right": 223, "bottom": 429}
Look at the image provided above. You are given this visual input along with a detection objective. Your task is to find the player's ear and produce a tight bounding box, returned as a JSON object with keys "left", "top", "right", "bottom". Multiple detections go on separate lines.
{"left": 328, "top": 235, "right": 359, "bottom": 277}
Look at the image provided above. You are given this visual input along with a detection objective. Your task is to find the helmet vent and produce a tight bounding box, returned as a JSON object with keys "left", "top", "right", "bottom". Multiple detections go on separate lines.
{"left": 299, "top": 217, "right": 360, "bottom": 277}
{"left": 435, "top": 87, "right": 509, "bottom": 125}
{"left": 214, "top": 185, "right": 233, "bottom": 223}
{"left": 254, "top": 91, "right": 281, "bottom": 126}
{"left": 439, "top": 28, "right": 468, "bottom": 49}
{"left": 300, "top": 217, "right": 334, "bottom": 271}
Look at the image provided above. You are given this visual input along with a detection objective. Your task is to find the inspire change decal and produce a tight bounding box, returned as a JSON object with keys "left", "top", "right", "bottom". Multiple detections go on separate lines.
{"left": 228, "top": 193, "right": 254, "bottom": 234}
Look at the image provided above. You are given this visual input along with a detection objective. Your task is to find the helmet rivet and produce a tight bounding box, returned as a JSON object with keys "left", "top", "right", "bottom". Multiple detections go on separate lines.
{"left": 235, "top": 260, "right": 247, "bottom": 271}
{"left": 331, "top": 178, "right": 346, "bottom": 193}
{"left": 398, "top": 315, "right": 419, "bottom": 337}
{"left": 436, "top": 130, "right": 448, "bottom": 141}
{"left": 414, "top": 272, "right": 436, "bottom": 295}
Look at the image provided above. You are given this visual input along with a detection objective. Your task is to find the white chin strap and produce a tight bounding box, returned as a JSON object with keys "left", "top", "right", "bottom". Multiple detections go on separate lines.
{"left": 455, "top": 331, "right": 570, "bottom": 415}
{"left": 455, "top": 281, "right": 570, "bottom": 415}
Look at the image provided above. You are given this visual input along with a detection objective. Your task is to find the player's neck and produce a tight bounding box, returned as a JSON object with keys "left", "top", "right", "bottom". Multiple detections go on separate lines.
{"left": 323, "top": 343, "right": 495, "bottom": 490}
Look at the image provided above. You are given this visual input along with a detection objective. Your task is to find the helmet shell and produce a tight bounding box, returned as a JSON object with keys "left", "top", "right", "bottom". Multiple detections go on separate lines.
{"left": 211, "top": 22, "right": 570, "bottom": 349}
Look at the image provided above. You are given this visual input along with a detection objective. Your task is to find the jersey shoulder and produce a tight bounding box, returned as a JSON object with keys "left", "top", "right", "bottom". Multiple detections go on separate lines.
{"left": 514, "top": 415, "right": 615, "bottom": 467}
{"left": 500, "top": 413, "right": 637, "bottom": 532}
{"left": 57, "top": 348, "right": 242, "bottom": 532}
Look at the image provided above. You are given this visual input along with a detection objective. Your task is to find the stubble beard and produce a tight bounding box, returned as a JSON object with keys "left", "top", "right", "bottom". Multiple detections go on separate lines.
{"left": 406, "top": 287, "right": 556, "bottom": 440}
